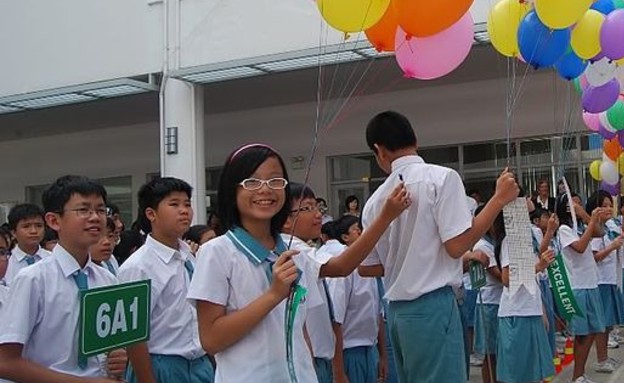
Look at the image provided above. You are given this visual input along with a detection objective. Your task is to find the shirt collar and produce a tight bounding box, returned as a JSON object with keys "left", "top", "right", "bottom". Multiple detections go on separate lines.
{"left": 11, "top": 245, "right": 46, "bottom": 262}
{"left": 391, "top": 155, "right": 424, "bottom": 174}
{"left": 226, "top": 226, "right": 287, "bottom": 265}
{"left": 52, "top": 244, "right": 98, "bottom": 278}
{"left": 145, "top": 235, "right": 191, "bottom": 264}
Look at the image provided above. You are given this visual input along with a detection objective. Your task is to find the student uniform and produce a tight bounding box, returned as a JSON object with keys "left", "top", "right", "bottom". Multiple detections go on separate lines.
{"left": 284, "top": 234, "right": 336, "bottom": 383}
{"left": 117, "top": 235, "right": 213, "bottom": 383}
{"left": 187, "top": 228, "right": 326, "bottom": 383}
{"left": 472, "top": 238, "right": 503, "bottom": 357}
{"left": 361, "top": 155, "right": 471, "bottom": 383}
{"left": 496, "top": 239, "right": 554, "bottom": 383}
{"left": 102, "top": 255, "right": 120, "bottom": 276}
{"left": 559, "top": 224, "right": 606, "bottom": 335}
{"left": 531, "top": 225, "right": 557, "bottom": 356}
{"left": 592, "top": 219, "right": 624, "bottom": 328}
{"left": 4, "top": 246, "right": 51, "bottom": 286}
{"left": 0, "top": 245, "right": 117, "bottom": 378}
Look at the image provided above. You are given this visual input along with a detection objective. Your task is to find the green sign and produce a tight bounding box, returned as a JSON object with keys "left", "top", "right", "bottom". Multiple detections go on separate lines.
{"left": 469, "top": 261, "right": 487, "bottom": 290}
{"left": 547, "top": 254, "right": 582, "bottom": 321}
{"left": 79, "top": 280, "right": 151, "bottom": 357}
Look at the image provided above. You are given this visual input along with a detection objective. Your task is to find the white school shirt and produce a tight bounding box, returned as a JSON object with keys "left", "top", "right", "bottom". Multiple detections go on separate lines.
{"left": 558, "top": 225, "right": 599, "bottom": 289}
{"left": 473, "top": 239, "right": 503, "bottom": 305}
{"left": 361, "top": 155, "right": 472, "bottom": 301}
{"left": 281, "top": 234, "right": 335, "bottom": 360}
{"left": 4, "top": 246, "right": 51, "bottom": 286}
{"left": 0, "top": 245, "right": 117, "bottom": 377}
{"left": 497, "top": 239, "right": 543, "bottom": 317}
{"left": 591, "top": 237, "right": 618, "bottom": 285}
{"left": 531, "top": 225, "right": 550, "bottom": 282}
{"left": 117, "top": 235, "right": 204, "bottom": 359}
{"left": 187, "top": 234, "right": 325, "bottom": 383}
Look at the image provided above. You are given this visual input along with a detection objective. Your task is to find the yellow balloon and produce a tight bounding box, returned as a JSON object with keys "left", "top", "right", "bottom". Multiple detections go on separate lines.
{"left": 617, "top": 57, "right": 624, "bottom": 66}
{"left": 487, "top": 0, "right": 531, "bottom": 57}
{"left": 535, "top": 0, "right": 593, "bottom": 29}
{"left": 317, "top": 0, "right": 391, "bottom": 33}
{"left": 571, "top": 10, "right": 605, "bottom": 60}
{"left": 590, "top": 160, "right": 602, "bottom": 181}
{"left": 619, "top": 153, "right": 624, "bottom": 176}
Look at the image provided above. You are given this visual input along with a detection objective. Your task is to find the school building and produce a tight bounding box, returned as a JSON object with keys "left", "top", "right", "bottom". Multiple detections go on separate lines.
{"left": 0, "top": 0, "right": 601, "bottom": 225}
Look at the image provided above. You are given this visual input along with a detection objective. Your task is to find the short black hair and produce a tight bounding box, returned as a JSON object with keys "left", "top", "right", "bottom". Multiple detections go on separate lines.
{"left": 42, "top": 225, "right": 58, "bottom": 242}
{"left": 184, "top": 225, "right": 211, "bottom": 244}
{"left": 586, "top": 190, "right": 612, "bottom": 214}
{"left": 137, "top": 177, "right": 193, "bottom": 234}
{"left": 315, "top": 197, "right": 327, "bottom": 205}
{"left": 344, "top": 195, "right": 359, "bottom": 211}
{"left": 366, "top": 111, "right": 417, "bottom": 153}
{"left": 334, "top": 215, "right": 360, "bottom": 245}
{"left": 218, "top": 145, "right": 290, "bottom": 237}
{"left": 289, "top": 183, "right": 316, "bottom": 211}
{"left": 42, "top": 175, "right": 107, "bottom": 214}
{"left": 8, "top": 203, "right": 44, "bottom": 231}
{"left": 321, "top": 221, "right": 337, "bottom": 239}
{"left": 105, "top": 217, "right": 116, "bottom": 233}
{"left": 0, "top": 226, "right": 11, "bottom": 248}
{"left": 530, "top": 207, "right": 549, "bottom": 222}
{"left": 114, "top": 230, "right": 145, "bottom": 265}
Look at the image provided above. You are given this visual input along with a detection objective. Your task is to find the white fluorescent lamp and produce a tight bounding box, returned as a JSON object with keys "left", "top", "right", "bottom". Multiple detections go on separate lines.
{"left": 0, "top": 105, "right": 25, "bottom": 114}
{"left": 255, "top": 51, "right": 366, "bottom": 72}
{"left": 179, "top": 66, "right": 266, "bottom": 84}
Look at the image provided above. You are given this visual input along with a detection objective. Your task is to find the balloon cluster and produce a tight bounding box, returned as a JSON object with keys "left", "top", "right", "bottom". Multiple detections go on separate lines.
{"left": 316, "top": 0, "right": 476, "bottom": 80}
{"left": 488, "top": 0, "right": 624, "bottom": 195}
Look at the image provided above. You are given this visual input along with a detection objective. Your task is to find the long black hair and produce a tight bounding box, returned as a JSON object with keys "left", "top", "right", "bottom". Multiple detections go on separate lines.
{"left": 475, "top": 204, "right": 505, "bottom": 269}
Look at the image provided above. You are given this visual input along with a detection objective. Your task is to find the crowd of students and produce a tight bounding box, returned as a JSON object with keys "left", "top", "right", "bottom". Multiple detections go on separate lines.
{"left": 0, "top": 110, "right": 621, "bottom": 383}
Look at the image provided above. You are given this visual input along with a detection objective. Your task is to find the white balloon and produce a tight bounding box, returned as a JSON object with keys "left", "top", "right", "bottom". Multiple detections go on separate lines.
{"left": 617, "top": 64, "right": 624, "bottom": 89}
{"left": 600, "top": 112, "right": 617, "bottom": 132}
{"left": 585, "top": 58, "right": 618, "bottom": 87}
{"left": 601, "top": 159, "right": 619, "bottom": 185}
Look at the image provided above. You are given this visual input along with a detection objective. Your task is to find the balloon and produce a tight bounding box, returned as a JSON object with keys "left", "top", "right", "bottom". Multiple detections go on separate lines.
{"left": 535, "top": 0, "right": 593, "bottom": 29}
{"left": 600, "top": 122, "right": 618, "bottom": 139}
{"left": 365, "top": 4, "right": 398, "bottom": 52}
{"left": 571, "top": 10, "right": 605, "bottom": 60}
{"left": 607, "top": 101, "right": 624, "bottom": 130}
{"left": 590, "top": 160, "right": 603, "bottom": 180}
{"left": 395, "top": 12, "right": 474, "bottom": 80}
{"left": 583, "top": 111, "right": 602, "bottom": 131}
{"left": 604, "top": 137, "right": 623, "bottom": 159}
{"left": 518, "top": 11, "right": 571, "bottom": 69}
{"left": 393, "top": 0, "right": 474, "bottom": 38}
{"left": 556, "top": 51, "right": 588, "bottom": 80}
{"left": 618, "top": 131, "right": 624, "bottom": 147}
{"left": 615, "top": 0, "right": 624, "bottom": 9}
{"left": 600, "top": 10, "right": 624, "bottom": 60}
{"left": 591, "top": 0, "right": 616, "bottom": 14}
{"left": 574, "top": 77, "right": 584, "bottom": 93}
{"left": 601, "top": 110, "right": 619, "bottom": 131}
{"left": 487, "top": 0, "right": 531, "bottom": 57}
{"left": 317, "top": 0, "right": 390, "bottom": 33}
{"left": 585, "top": 58, "right": 618, "bottom": 86}
{"left": 601, "top": 180, "right": 620, "bottom": 195}
{"left": 601, "top": 159, "right": 620, "bottom": 184}
{"left": 583, "top": 79, "right": 622, "bottom": 112}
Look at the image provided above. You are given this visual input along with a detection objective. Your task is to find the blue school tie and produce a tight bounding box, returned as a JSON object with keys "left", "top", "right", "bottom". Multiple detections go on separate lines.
{"left": 104, "top": 260, "right": 116, "bottom": 276}
{"left": 72, "top": 271, "right": 89, "bottom": 369}
{"left": 24, "top": 256, "right": 35, "bottom": 266}
{"left": 184, "top": 259, "right": 194, "bottom": 281}
{"left": 321, "top": 279, "right": 336, "bottom": 322}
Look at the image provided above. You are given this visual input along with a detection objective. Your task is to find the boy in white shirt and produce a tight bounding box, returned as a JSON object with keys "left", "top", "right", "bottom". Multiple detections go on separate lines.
{"left": 118, "top": 177, "right": 214, "bottom": 383}
{"left": 359, "top": 111, "right": 519, "bottom": 382}
{"left": 4, "top": 204, "right": 51, "bottom": 286}
{"left": 0, "top": 175, "right": 122, "bottom": 382}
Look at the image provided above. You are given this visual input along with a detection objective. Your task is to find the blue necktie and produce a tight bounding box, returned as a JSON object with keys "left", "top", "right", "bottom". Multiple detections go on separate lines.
{"left": 184, "top": 259, "right": 194, "bottom": 281}
{"left": 104, "top": 260, "right": 116, "bottom": 276}
{"left": 24, "top": 256, "right": 35, "bottom": 266}
{"left": 72, "top": 271, "right": 89, "bottom": 369}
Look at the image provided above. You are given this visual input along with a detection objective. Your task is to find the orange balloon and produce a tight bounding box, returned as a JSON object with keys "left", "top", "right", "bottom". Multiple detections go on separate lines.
{"left": 393, "top": 0, "right": 474, "bottom": 37}
{"left": 604, "top": 137, "right": 622, "bottom": 161}
{"left": 365, "top": 4, "right": 399, "bottom": 52}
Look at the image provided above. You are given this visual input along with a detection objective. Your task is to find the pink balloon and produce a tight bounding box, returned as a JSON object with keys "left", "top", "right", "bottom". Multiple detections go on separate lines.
{"left": 395, "top": 12, "right": 474, "bottom": 80}
{"left": 583, "top": 111, "right": 601, "bottom": 131}
{"left": 579, "top": 74, "right": 590, "bottom": 91}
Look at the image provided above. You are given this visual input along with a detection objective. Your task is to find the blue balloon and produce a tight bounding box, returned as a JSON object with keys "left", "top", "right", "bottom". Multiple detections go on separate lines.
{"left": 555, "top": 51, "right": 588, "bottom": 80}
{"left": 518, "top": 11, "right": 571, "bottom": 69}
{"left": 591, "top": 0, "right": 616, "bottom": 15}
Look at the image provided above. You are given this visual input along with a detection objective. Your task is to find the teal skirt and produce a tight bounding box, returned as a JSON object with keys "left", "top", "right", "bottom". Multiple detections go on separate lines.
{"left": 569, "top": 288, "right": 606, "bottom": 336}
{"left": 343, "top": 345, "right": 378, "bottom": 383}
{"left": 496, "top": 316, "right": 554, "bottom": 383}
{"left": 598, "top": 284, "right": 624, "bottom": 327}
{"left": 126, "top": 354, "right": 214, "bottom": 383}
{"left": 314, "top": 357, "right": 333, "bottom": 383}
{"left": 474, "top": 304, "right": 499, "bottom": 355}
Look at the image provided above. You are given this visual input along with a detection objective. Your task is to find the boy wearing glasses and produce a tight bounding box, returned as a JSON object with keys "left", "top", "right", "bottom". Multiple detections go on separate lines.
{"left": 117, "top": 177, "right": 214, "bottom": 383}
{"left": 0, "top": 175, "right": 120, "bottom": 382}
{"left": 4, "top": 204, "right": 50, "bottom": 286}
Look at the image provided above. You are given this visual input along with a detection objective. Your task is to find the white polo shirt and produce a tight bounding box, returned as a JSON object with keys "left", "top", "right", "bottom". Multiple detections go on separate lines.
{"left": 591, "top": 237, "right": 618, "bottom": 285}
{"left": 361, "top": 155, "right": 472, "bottom": 301}
{"left": 559, "top": 225, "right": 599, "bottom": 289}
{"left": 0, "top": 245, "right": 117, "bottom": 377}
{"left": 0, "top": 284, "right": 8, "bottom": 317}
{"left": 117, "top": 235, "right": 204, "bottom": 360}
{"left": 281, "top": 234, "right": 335, "bottom": 360}
{"left": 473, "top": 239, "right": 503, "bottom": 305}
{"left": 497, "top": 239, "right": 543, "bottom": 317}
{"left": 188, "top": 234, "right": 324, "bottom": 383}
{"left": 5, "top": 246, "right": 51, "bottom": 286}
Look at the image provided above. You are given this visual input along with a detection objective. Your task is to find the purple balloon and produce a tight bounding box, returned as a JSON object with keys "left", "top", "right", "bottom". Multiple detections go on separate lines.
{"left": 600, "top": 122, "right": 617, "bottom": 139}
{"left": 618, "top": 131, "right": 624, "bottom": 147}
{"left": 601, "top": 181, "right": 620, "bottom": 196}
{"left": 601, "top": 9, "right": 624, "bottom": 60}
{"left": 583, "top": 79, "right": 621, "bottom": 113}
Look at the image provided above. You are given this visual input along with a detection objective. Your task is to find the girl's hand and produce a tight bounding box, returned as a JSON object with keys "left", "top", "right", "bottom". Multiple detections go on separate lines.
{"left": 546, "top": 214, "right": 559, "bottom": 234}
{"left": 106, "top": 348, "right": 128, "bottom": 379}
{"left": 537, "top": 249, "right": 555, "bottom": 272}
{"left": 380, "top": 183, "right": 411, "bottom": 220}
{"left": 469, "top": 251, "right": 490, "bottom": 268}
{"left": 611, "top": 235, "right": 624, "bottom": 250}
{"left": 269, "top": 250, "right": 299, "bottom": 300}
{"left": 493, "top": 168, "right": 519, "bottom": 206}
{"left": 185, "top": 240, "right": 200, "bottom": 255}
{"left": 590, "top": 207, "right": 611, "bottom": 224}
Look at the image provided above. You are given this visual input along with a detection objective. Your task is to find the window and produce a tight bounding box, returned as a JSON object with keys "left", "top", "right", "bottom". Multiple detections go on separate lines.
{"left": 464, "top": 141, "right": 515, "bottom": 170}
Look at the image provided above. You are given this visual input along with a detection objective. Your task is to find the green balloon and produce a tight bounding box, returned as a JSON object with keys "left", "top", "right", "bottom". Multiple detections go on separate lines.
{"left": 615, "top": 0, "right": 624, "bottom": 9}
{"left": 607, "top": 101, "right": 624, "bottom": 131}
{"left": 573, "top": 78, "right": 583, "bottom": 94}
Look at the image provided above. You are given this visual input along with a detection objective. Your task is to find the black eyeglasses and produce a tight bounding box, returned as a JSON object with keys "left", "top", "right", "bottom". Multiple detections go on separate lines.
{"left": 290, "top": 205, "right": 321, "bottom": 214}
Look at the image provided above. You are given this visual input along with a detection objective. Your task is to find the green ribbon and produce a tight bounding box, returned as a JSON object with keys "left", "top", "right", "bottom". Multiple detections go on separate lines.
{"left": 285, "top": 285, "right": 307, "bottom": 383}
{"left": 547, "top": 253, "right": 582, "bottom": 321}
